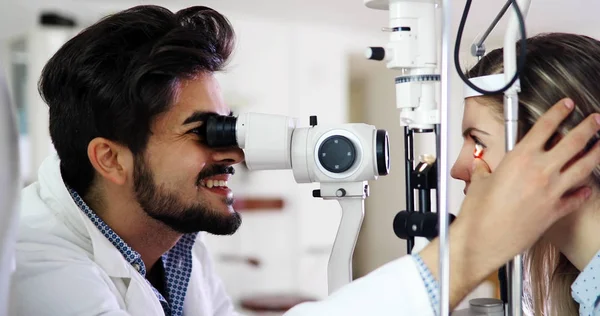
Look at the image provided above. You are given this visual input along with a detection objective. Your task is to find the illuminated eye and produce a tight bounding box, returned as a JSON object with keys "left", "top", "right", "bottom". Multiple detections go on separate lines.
{"left": 473, "top": 143, "right": 484, "bottom": 159}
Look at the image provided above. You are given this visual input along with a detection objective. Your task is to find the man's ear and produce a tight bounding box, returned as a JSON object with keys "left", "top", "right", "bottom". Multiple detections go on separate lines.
{"left": 87, "top": 138, "right": 133, "bottom": 186}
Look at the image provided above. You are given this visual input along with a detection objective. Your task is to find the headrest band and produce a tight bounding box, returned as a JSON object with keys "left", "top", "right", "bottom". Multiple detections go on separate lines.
{"left": 463, "top": 74, "right": 506, "bottom": 98}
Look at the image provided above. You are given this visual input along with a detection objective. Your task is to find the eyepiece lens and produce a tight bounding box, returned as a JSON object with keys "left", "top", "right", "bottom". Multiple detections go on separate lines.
{"left": 376, "top": 129, "right": 390, "bottom": 176}
{"left": 206, "top": 115, "right": 238, "bottom": 147}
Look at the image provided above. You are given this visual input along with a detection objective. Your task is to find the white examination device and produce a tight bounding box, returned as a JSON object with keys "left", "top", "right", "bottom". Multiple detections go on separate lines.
{"left": 363, "top": 0, "right": 532, "bottom": 315}
{"left": 204, "top": 112, "right": 390, "bottom": 294}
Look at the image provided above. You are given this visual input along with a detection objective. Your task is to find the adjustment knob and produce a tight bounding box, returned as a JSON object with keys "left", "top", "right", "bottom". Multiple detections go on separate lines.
{"left": 310, "top": 115, "right": 318, "bottom": 126}
{"left": 365, "top": 47, "right": 385, "bottom": 61}
{"left": 317, "top": 135, "right": 356, "bottom": 173}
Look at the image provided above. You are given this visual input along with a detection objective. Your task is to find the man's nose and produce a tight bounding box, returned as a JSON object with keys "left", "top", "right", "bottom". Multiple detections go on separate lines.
{"left": 212, "top": 147, "right": 245, "bottom": 165}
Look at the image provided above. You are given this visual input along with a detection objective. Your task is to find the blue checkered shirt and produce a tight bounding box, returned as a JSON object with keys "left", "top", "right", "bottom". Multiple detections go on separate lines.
{"left": 413, "top": 253, "right": 440, "bottom": 316}
{"left": 572, "top": 249, "right": 600, "bottom": 316}
{"left": 69, "top": 188, "right": 197, "bottom": 316}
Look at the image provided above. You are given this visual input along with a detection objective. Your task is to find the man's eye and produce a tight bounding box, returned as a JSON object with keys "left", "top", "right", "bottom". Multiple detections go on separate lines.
{"left": 190, "top": 127, "right": 207, "bottom": 143}
{"left": 190, "top": 123, "right": 207, "bottom": 135}
{"left": 190, "top": 127, "right": 203, "bottom": 135}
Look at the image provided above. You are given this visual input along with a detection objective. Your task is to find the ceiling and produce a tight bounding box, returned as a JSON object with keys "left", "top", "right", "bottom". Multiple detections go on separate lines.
{"left": 0, "top": 0, "right": 599, "bottom": 49}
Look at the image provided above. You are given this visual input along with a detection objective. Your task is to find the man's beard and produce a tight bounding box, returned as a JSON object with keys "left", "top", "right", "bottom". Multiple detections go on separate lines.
{"left": 132, "top": 154, "right": 241, "bottom": 235}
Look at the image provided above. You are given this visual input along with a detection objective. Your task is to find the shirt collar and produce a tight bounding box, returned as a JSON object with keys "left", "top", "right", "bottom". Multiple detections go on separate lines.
{"left": 571, "top": 249, "right": 600, "bottom": 308}
{"left": 68, "top": 187, "right": 199, "bottom": 316}
{"left": 68, "top": 187, "right": 150, "bottom": 276}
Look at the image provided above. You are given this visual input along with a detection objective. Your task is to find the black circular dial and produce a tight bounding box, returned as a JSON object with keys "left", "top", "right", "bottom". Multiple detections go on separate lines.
{"left": 318, "top": 135, "right": 357, "bottom": 173}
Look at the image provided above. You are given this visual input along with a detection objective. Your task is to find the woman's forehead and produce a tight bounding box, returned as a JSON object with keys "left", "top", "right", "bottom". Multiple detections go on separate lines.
{"left": 462, "top": 98, "right": 503, "bottom": 130}
{"left": 463, "top": 98, "right": 492, "bottom": 120}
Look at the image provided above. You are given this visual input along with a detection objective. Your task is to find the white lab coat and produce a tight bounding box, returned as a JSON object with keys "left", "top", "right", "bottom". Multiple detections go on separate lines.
{"left": 12, "top": 154, "right": 435, "bottom": 316}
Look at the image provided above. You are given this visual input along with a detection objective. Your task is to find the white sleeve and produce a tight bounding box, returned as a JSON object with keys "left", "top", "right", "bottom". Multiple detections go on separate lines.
{"left": 12, "top": 241, "right": 131, "bottom": 316}
{"left": 283, "top": 255, "right": 435, "bottom": 316}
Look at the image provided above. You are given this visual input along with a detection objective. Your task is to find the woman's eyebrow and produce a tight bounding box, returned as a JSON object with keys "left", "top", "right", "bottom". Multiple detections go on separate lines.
{"left": 462, "top": 127, "right": 491, "bottom": 138}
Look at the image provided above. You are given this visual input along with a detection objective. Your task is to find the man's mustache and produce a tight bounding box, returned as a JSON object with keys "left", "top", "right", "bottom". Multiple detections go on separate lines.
{"left": 197, "top": 165, "right": 235, "bottom": 184}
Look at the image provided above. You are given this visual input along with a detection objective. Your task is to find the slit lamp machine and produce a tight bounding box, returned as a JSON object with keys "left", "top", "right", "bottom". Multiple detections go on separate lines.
{"left": 364, "top": 0, "right": 530, "bottom": 315}
{"left": 0, "top": 0, "right": 532, "bottom": 315}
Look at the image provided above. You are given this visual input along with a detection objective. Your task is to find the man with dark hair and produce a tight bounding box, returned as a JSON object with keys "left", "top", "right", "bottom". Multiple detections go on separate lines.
{"left": 15, "top": 5, "right": 245, "bottom": 315}
{"left": 12, "top": 4, "right": 600, "bottom": 316}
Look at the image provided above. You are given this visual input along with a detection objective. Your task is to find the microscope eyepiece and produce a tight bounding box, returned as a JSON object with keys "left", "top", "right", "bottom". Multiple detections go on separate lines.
{"left": 376, "top": 129, "right": 390, "bottom": 176}
{"left": 205, "top": 115, "right": 238, "bottom": 147}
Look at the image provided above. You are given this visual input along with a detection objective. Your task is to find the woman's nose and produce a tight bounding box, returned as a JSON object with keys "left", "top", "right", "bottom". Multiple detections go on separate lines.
{"left": 450, "top": 162, "right": 461, "bottom": 180}
{"left": 450, "top": 155, "right": 471, "bottom": 182}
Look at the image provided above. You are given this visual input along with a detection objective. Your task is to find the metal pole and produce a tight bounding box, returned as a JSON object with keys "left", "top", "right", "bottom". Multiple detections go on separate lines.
{"left": 404, "top": 127, "right": 415, "bottom": 253}
{"left": 474, "top": 0, "right": 512, "bottom": 49}
{"left": 503, "top": 1, "right": 532, "bottom": 314}
{"left": 439, "top": 0, "right": 451, "bottom": 314}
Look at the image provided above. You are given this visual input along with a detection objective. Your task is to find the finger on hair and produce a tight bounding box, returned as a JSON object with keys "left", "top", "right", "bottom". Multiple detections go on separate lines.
{"left": 554, "top": 186, "right": 592, "bottom": 221}
{"left": 557, "top": 142, "right": 600, "bottom": 195}
{"left": 550, "top": 113, "right": 600, "bottom": 170}
{"left": 520, "top": 98, "right": 575, "bottom": 148}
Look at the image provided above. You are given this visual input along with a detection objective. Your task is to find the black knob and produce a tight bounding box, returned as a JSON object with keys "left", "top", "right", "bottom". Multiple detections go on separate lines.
{"left": 317, "top": 135, "right": 356, "bottom": 173}
{"left": 393, "top": 211, "right": 410, "bottom": 240}
{"left": 366, "top": 47, "right": 385, "bottom": 61}
{"left": 312, "top": 189, "right": 321, "bottom": 198}
{"left": 310, "top": 116, "right": 318, "bottom": 126}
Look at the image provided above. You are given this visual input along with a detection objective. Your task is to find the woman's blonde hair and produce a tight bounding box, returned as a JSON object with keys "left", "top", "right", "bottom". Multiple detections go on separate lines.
{"left": 466, "top": 32, "right": 600, "bottom": 316}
